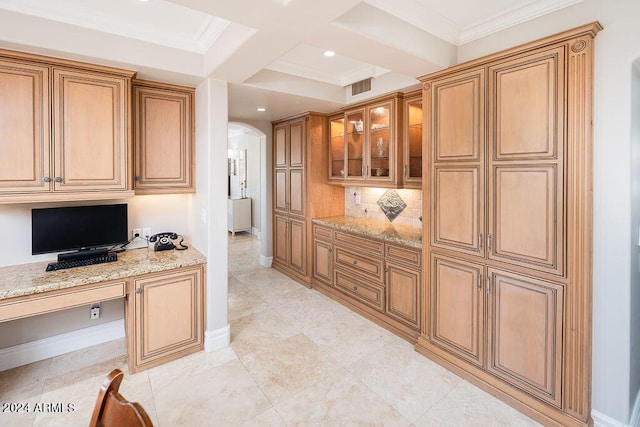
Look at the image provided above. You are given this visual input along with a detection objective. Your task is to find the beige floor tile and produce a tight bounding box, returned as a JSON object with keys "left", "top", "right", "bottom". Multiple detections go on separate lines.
{"left": 228, "top": 285, "right": 270, "bottom": 321}
{"left": 240, "top": 407, "right": 287, "bottom": 426}
{"left": 152, "top": 358, "right": 272, "bottom": 426}
{"left": 347, "top": 344, "right": 462, "bottom": 423}
{"left": 275, "top": 371, "right": 411, "bottom": 426}
{"left": 46, "top": 338, "right": 126, "bottom": 378}
{"left": 147, "top": 346, "right": 237, "bottom": 391}
{"left": 413, "top": 381, "right": 543, "bottom": 427}
{"left": 230, "top": 309, "right": 301, "bottom": 357}
{"left": 304, "top": 309, "right": 399, "bottom": 366}
{"left": 266, "top": 287, "right": 351, "bottom": 332}
{"left": 240, "top": 334, "right": 343, "bottom": 405}
{"left": 0, "top": 361, "right": 48, "bottom": 427}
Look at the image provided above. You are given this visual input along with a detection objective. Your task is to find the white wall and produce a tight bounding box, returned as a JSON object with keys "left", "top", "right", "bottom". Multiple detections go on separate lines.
{"left": 458, "top": 1, "right": 640, "bottom": 423}
{"left": 190, "top": 78, "right": 230, "bottom": 351}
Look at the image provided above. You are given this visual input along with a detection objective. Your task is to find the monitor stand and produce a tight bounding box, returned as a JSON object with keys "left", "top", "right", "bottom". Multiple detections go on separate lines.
{"left": 57, "top": 247, "right": 109, "bottom": 262}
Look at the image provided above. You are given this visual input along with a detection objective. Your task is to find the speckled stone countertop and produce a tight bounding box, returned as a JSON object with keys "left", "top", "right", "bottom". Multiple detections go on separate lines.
{"left": 0, "top": 246, "right": 207, "bottom": 301}
{"left": 312, "top": 216, "right": 422, "bottom": 249}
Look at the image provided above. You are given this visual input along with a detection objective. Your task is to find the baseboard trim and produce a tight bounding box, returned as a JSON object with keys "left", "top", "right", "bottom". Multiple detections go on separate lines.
{"left": 204, "top": 324, "right": 230, "bottom": 352}
{"left": 0, "top": 319, "right": 125, "bottom": 372}
{"left": 592, "top": 408, "right": 635, "bottom": 427}
{"left": 631, "top": 388, "right": 640, "bottom": 427}
{"left": 260, "top": 255, "right": 272, "bottom": 268}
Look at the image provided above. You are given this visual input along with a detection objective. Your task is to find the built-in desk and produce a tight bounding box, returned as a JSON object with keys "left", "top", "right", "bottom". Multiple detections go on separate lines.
{"left": 0, "top": 247, "right": 207, "bottom": 372}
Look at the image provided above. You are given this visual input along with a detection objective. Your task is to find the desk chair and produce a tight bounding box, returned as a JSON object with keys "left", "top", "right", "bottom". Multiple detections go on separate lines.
{"left": 89, "top": 369, "right": 153, "bottom": 427}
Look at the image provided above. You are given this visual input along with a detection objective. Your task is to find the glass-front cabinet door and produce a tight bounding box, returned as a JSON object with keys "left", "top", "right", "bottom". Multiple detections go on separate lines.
{"left": 329, "top": 115, "right": 345, "bottom": 181}
{"left": 404, "top": 93, "right": 423, "bottom": 188}
{"left": 368, "top": 101, "right": 391, "bottom": 181}
{"left": 345, "top": 109, "right": 365, "bottom": 180}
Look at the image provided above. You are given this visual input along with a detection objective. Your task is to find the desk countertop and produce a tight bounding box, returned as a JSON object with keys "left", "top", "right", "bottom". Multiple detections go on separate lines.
{"left": 0, "top": 246, "right": 207, "bottom": 301}
{"left": 312, "top": 216, "right": 422, "bottom": 249}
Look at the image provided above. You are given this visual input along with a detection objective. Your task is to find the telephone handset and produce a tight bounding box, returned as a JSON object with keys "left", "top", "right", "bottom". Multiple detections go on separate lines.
{"left": 148, "top": 232, "right": 188, "bottom": 252}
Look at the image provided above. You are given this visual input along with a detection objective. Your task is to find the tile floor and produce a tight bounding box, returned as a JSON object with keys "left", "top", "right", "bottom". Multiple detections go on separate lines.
{"left": 0, "top": 233, "right": 541, "bottom": 426}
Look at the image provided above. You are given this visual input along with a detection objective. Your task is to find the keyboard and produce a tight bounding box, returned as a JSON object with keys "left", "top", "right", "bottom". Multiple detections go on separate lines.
{"left": 46, "top": 254, "right": 118, "bottom": 272}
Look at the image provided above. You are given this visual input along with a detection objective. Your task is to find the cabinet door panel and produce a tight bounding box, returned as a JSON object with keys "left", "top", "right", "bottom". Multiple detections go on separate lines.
{"left": 274, "top": 124, "right": 287, "bottom": 168}
{"left": 134, "top": 85, "right": 193, "bottom": 192}
{"left": 489, "top": 47, "right": 564, "bottom": 160}
{"left": 430, "top": 255, "right": 484, "bottom": 367}
{"left": 289, "top": 169, "right": 305, "bottom": 216}
{"left": 386, "top": 262, "right": 420, "bottom": 329}
{"left": 432, "top": 69, "right": 485, "bottom": 162}
{"left": 289, "top": 218, "right": 306, "bottom": 275}
{"left": 0, "top": 60, "right": 50, "bottom": 193}
{"left": 289, "top": 119, "right": 304, "bottom": 168}
{"left": 53, "top": 69, "right": 128, "bottom": 191}
{"left": 329, "top": 116, "right": 345, "bottom": 181}
{"left": 432, "top": 166, "right": 484, "bottom": 256}
{"left": 487, "top": 268, "right": 563, "bottom": 406}
{"left": 274, "top": 215, "right": 289, "bottom": 265}
{"left": 490, "top": 165, "right": 562, "bottom": 274}
{"left": 274, "top": 169, "right": 288, "bottom": 213}
{"left": 314, "top": 239, "right": 333, "bottom": 285}
{"left": 134, "top": 268, "right": 203, "bottom": 368}
{"left": 404, "top": 96, "right": 423, "bottom": 186}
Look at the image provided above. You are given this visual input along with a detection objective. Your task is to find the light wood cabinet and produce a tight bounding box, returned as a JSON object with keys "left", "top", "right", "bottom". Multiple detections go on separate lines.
{"left": 272, "top": 113, "right": 344, "bottom": 285}
{"left": 328, "top": 93, "right": 403, "bottom": 187}
{"left": 133, "top": 80, "right": 195, "bottom": 194}
{"left": 127, "top": 266, "right": 204, "bottom": 373}
{"left": 0, "top": 58, "right": 50, "bottom": 195}
{"left": 418, "top": 23, "right": 600, "bottom": 427}
{"left": 487, "top": 268, "right": 563, "bottom": 407}
{"left": 313, "top": 224, "right": 333, "bottom": 285}
{"left": 0, "top": 49, "right": 135, "bottom": 203}
{"left": 429, "top": 254, "right": 484, "bottom": 367}
{"left": 312, "top": 224, "right": 421, "bottom": 339}
{"left": 402, "top": 90, "right": 423, "bottom": 188}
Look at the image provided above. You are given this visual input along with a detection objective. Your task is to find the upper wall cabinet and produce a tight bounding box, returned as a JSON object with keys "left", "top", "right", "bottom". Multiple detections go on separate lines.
{"left": 0, "top": 49, "right": 135, "bottom": 204}
{"left": 133, "top": 80, "right": 195, "bottom": 194}
{"left": 329, "top": 93, "right": 403, "bottom": 187}
{"left": 402, "top": 90, "right": 423, "bottom": 188}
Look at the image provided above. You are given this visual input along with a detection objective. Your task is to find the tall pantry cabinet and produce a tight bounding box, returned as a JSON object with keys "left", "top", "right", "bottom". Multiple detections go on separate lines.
{"left": 417, "top": 23, "right": 600, "bottom": 427}
{"left": 272, "top": 113, "right": 344, "bottom": 285}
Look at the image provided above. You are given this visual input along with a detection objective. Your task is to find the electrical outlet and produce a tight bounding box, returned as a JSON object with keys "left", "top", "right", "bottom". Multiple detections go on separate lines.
{"left": 132, "top": 228, "right": 142, "bottom": 239}
{"left": 142, "top": 228, "right": 152, "bottom": 239}
{"left": 90, "top": 304, "right": 100, "bottom": 320}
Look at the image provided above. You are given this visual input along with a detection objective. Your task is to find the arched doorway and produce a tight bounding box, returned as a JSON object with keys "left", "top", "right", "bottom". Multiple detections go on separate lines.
{"left": 227, "top": 122, "right": 271, "bottom": 266}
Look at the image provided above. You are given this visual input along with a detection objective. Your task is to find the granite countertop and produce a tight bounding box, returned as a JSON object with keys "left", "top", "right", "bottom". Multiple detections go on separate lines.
{"left": 312, "top": 216, "right": 422, "bottom": 249}
{"left": 0, "top": 246, "right": 207, "bottom": 301}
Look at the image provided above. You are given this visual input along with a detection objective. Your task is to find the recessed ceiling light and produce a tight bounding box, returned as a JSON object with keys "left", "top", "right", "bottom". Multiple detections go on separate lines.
{"left": 256, "top": 107, "right": 266, "bottom": 112}
{"left": 323, "top": 50, "right": 335, "bottom": 57}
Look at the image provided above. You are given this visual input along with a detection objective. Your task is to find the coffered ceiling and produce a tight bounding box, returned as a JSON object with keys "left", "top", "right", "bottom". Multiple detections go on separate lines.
{"left": 0, "top": 0, "right": 582, "bottom": 121}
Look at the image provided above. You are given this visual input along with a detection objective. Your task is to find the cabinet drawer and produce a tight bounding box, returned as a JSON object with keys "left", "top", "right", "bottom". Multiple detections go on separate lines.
{"left": 335, "top": 269, "right": 384, "bottom": 312}
{"left": 334, "top": 231, "right": 384, "bottom": 255}
{"left": 334, "top": 246, "right": 384, "bottom": 282}
{"left": 0, "top": 281, "right": 125, "bottom": 322}
{"left": 313, "top": 224, "right": 333, "bottom": 241}
{"left": 385, "top": 244, "right": 421, "bottom": 269}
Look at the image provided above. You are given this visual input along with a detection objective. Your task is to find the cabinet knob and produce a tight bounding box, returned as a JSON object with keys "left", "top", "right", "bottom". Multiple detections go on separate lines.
{"left": 384, "top": 267, "right": 388, "bottom": 272}
{"left": 54, "top": 176, "right": 62, "bottom": 183}
{"left": 328, "top": 248, "right": 332, "bottom": 253}
{"left": 353, "top": 260, "right": 357, "bottom": 265}
{"left": 135, "top": 176, "right": 141, "bottom": 182}
{"left": 43, "top": 176, "right": 51, "bottom": 183}
{"left": 135, "top": 288, "right": 142, "bottom": 294}
{"left": 353, "top": 286, "right": 358, "bottom": 291}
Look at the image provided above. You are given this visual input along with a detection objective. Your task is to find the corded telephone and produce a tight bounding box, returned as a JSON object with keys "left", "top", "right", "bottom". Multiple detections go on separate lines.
{"left": 148, "top": 232, "right": 188, "bottom": 252}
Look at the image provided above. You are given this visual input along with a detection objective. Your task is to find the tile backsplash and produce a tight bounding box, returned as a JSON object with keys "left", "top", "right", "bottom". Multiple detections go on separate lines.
{"left": 345, "top": 186, "right": 422, "bottom": 229}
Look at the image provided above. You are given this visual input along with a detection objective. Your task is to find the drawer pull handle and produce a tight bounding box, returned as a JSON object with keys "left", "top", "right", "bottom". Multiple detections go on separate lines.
{"left": 353, "top": 286, "right": 358, "bottom": 291}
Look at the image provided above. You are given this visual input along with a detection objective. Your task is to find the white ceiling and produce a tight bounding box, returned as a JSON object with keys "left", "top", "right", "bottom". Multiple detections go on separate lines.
{"left": 0, "top": 0, "right": 583, "bottom": 121}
